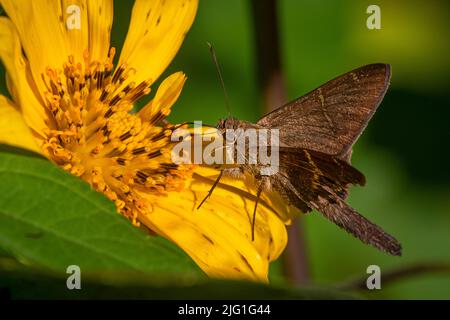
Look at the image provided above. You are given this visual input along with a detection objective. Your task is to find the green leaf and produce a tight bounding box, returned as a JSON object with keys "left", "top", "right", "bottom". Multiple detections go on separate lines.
{"left": 0, "top": 258, "right": 358, "bottom": 299}
{"left": 0, "top": 151, "right": 203, "bottom": 277}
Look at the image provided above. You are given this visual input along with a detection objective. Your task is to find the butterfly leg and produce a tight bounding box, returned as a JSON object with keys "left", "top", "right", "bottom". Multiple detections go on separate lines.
{"left": 197, "top": 170, "right": 224, "bottom": 209}
{"left": 252, "top": 181, "right": 264, "bottom": 241}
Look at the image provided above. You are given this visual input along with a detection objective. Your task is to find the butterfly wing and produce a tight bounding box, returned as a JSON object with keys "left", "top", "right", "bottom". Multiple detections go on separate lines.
{"left": 274, "top": 147, "right": 401, "bottom": 256}
{"left": 257, "top": 64, "right": 391, "bottom": 159}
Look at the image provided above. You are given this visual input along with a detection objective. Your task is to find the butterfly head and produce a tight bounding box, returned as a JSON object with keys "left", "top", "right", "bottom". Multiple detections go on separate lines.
{"left": 216, "top": 116, "right": 242, "bottom": 133}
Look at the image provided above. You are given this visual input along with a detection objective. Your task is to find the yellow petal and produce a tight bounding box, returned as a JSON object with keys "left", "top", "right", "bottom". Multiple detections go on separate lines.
{"left": 119, "top": 0, "right": 198, "bottom": 86}
{"left": 0, "top": 17, "right": 48, "bottom": 137}
{"left": 0, "top": 95, "right": 41, "bottom": 153}
{"left": 1, "top": 0, "right": 70, "bottom": 95}
{"left": 2, "top": 0, "right": 115, "bottom": 84}
{"left": 60, "top": 0, "right": 89, "bottom": 63}
{"left": 86, "top": 0, "right": 114, "bottom": 62}
{"left": 138, "top": 72, "right": 187, "bottom": 122}
{"left": 137, "top": 166, "right": 288, "bottom": 281}
{"left": 61, "top": 0, "right": 113, "bottom": 62}
{"left": 193, "top": 166, "right": 291, "bottom": 262}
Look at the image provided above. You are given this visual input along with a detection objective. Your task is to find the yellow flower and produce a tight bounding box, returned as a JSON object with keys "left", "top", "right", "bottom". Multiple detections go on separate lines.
{"left": 0, "top": 0, "right": 289, "bottom": 281}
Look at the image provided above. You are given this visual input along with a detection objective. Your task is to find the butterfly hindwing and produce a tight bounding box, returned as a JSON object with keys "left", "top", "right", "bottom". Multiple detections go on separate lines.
{"left": 312, "top": 194, "right": 402, "bottom": 256}
{"left": 273, "top": 147, "right": 401, "bottom": 255}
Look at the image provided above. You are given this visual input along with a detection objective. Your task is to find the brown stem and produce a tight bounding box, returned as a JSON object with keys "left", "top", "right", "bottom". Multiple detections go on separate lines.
{"left": 250, "top": 0, "right": 310, "bottom": 284}
{"left": 337, "top": 262, "right": 450, "bottom": 291}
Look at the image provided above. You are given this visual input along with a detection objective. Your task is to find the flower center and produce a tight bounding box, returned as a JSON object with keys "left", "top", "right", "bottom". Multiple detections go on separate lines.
{"left": 40, "top": 49, "right": 192, "bottom": 224}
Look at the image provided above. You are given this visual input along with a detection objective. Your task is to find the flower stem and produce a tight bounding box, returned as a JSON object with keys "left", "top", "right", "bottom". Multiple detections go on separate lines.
{"left": 250, "top": 0, "right": 310, "bottom": 284}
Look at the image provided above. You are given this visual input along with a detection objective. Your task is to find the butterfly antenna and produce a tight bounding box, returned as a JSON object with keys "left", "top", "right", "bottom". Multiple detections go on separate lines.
{"left": 207, "top": 42, "right": 232, "bottom": 117}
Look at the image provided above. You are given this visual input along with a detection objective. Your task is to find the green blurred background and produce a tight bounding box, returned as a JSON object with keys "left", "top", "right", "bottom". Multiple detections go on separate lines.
{"left": 1, "top": 0, "right": 449, "bottom": 299}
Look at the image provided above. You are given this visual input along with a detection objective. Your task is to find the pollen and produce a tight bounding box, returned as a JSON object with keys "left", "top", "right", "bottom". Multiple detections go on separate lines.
{"left": 40, "top": 48, "right": 193, "bottom": 224}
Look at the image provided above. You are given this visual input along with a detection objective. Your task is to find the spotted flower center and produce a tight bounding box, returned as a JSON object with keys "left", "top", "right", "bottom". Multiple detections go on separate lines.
{"left": 40, "top": 49, "right": 192, "bottom": 224}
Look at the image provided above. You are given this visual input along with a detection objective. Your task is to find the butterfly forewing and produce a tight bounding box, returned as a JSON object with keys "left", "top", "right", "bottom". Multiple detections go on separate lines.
{"left": 257, "top": 64, "right": 391, "bottom": 158}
